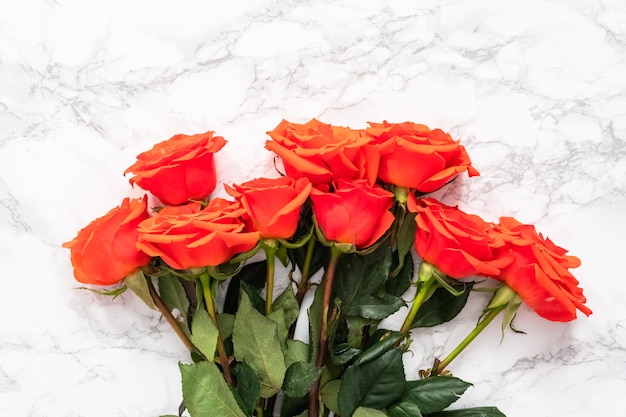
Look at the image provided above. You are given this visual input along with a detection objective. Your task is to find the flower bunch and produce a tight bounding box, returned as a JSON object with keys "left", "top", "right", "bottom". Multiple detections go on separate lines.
{"left": 64, "top": 119, "right": 591, "bottom": 417}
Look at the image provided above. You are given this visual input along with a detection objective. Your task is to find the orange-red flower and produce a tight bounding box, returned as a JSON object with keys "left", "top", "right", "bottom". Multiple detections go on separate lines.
{"left": 225, "top": 176, "right": 312, "bottom": 240}
{"left": 493, "top": 217, "right": 592, "bottom": 322}
{"left": 408, "top": 197, "right": 511, "bottom": 279}
{"left": 125, "top": 131, "right": 227, "bottom": 205}
{"left": 366, "top": 121, "right": 479, "bottom": 193}
{"left": 265, "top": 119, "right": 379, "bottom": 188}
{"left": 63, "top": 197, "right": 151, "bottom": 286}
{"left": 136, "top": 199, "right": 259, "bottom": 270}
{"left": 310, "top": 180, "right": 394, "bottom": 249}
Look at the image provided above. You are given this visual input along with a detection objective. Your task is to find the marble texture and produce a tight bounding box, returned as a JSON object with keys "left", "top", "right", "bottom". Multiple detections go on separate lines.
{"left": 1, "top": 0, "right": 625, "bottom": 416}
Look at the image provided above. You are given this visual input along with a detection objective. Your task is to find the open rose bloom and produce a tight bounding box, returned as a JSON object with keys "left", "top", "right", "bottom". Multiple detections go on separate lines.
{"left": 408, "top": 196, "right": 512, "bottom": 278}
{"left": 367, "top": 121, "right": 479, "bottom": 193}
{"left": 63, "top": 197, "right": 151, "bottom": 285}
{"left": 136, "top": 199, "right": 259, "bottom": 270}
{"left": 266, "top": 119, "right": 379, "bottom": 188}
{"left": 125, "top": 131, "right": 227, "bottom": 205}
{"left": 493, "top": 217, "right": 592, "bottom": 322}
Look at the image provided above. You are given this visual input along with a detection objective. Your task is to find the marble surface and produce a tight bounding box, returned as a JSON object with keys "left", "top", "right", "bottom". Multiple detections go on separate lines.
{"left": 1, "top": 0, "right": 625, "bottom": 416}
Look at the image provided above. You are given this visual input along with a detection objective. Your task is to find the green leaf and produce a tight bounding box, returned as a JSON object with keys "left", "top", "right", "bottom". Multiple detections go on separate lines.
{"left": 334, "top": 244, "right": 404, "bottom": 320}
{"left": 354, "top": 331, "right": 406, "bottom": 366}
{"left": 280, "top": 394, "right": 308, "bottom": 417}
{"left": 428, "top": 407, "right": 506, "bottom": 417}
{"left": 179, "top": 361, "right": 246, "bottom": 417}
{"left": 354, "top": 407, "right": 390, "bottom": 417}
{"left": 329, "top": 313, "right": 361, "bottom": 366}
{"left": 223, "top": 261, "right": 267, "bottom": 314}
{"left": 320, "top": 379, "right": 341, "bottom": 415}
{"left": 273, "top": 285, "right": 300, "bottom": 328}
{"left": 399, "top": 376, "right": 471, "bottom": 414}
{"left": 331, "top": 343, "right": 361, "bottom": 366}
{"left": 391, "top": 210, "right": 417, "bottom": 277}
{"left": 308, "top": 283, "right": 324, "bottom": 365}
{"left": 189, "top": 308, "right": 218, "bottom": 360}
{"left": 233, "top": 362, "right": 260, "bottom": 417}
{"left": 320, "top": 361, "right": 343, "bottom": 387}
{"left": 388, "top": 400, "right": 424, "bottom": 417}
{"left": 158, "top": 275, "right": 191, "bottom": 334}
{"left": 411, "top": 282, "right": 475, "bottom": 328}
{"left": 276, "top": 244, "right": 289, "bottom": 266}
{"left": 240, "top": 281, "right": 266, "bottom": 314}
{"left": 268, "top": 308, "right": 289, "bottom": 350}
{"left": 346, "top": 316, "right": 377, "bottom": 348}
{"left": 125, "top": 270, "right": 156, "bottom": 310}
{"left": 232, "top": 292, "right": 287, "bottom": 398}
{"left": 283, "top": 361, "right": 323, "bottom": 398}
{"left": 387, "top": 251, "right": 414, "bottom": 297}
{"left": 285, "top": 339, "right": 310, "bottom": 368}
{"left": 217, "top": 313, "right": 235, "bottom": 340}
{"left": 337, "top": 347, "right": 406, "bottom": 416}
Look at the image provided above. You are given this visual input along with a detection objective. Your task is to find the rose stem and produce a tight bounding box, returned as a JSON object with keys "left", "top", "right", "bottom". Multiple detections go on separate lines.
{"left": 262, "top": 242, "right": 280, "bottom": 417}
{"left": 399, "top": 277, "right": 438, "bottom": 334}
{"left": 264, "top": 242, "right": 279, "bottom": 316}
{"left": 146, "top": 277, "right": 195, "bottom": 352}
{"left": 434, "top": 304, "right": 506, "bottom": 375}
{"left": 199, "top": 272, "right": 233, "bottom": 386}
{"left": 309, "top": 245, "right": 342, "bottom": 417}
{"left": 296, "top": 234, "right": 317, "bottom": 304}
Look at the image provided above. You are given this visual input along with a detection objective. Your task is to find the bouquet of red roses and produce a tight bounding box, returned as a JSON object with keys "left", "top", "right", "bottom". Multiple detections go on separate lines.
{"left": 64, "top": 119, "right": 591, "bottom": 417}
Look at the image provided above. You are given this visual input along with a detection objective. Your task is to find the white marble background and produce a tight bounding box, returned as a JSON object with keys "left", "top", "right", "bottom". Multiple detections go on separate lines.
{"left": 1, "top": 0, "right": 625, "bottom": 416}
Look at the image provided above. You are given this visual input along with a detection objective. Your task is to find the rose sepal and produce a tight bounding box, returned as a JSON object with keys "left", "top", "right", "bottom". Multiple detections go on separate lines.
{"left": 229, "top": 242, "right": 262, "bottom": 264}
{"left": 483, "top": 284, "right": 524, "bottom": 338}
{"left": 277, "top": 225, "right": 314, "bottom": 249}
{"left": 312, "top": 215, "right": 354, "bottom": 253}
{"left": 125, "top": 269, "right": 157, "bottom": 310}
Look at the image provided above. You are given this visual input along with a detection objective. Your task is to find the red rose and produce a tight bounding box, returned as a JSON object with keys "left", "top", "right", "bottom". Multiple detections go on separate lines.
{"left": 366, "top": 121, "right": 479, "bottom": 193}
{"left": 310, "top": 180, "right": 394, "bottom": 249}
{"left": 408, "top": 197, "right": 511, "bottom": 279}
{"left": 63, "top": 197, "right": 151, "bottom": 286}
{"left": 124, "top": 131, "right": 227, "bottom": 205}
{"left": 225, "top": 176, "right": 312, "bottom": 239}
{"left": 265, "top": 119, "right": 379, "bottom": 188}
{"left": 136, "top": 199, "right": 259, "bottom": 270}
{"left": 493, "top": 217, "right": 592, "bottom": 322}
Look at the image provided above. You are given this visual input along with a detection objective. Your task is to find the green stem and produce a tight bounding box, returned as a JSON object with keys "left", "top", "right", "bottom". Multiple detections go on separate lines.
{"left": 399, "top": 277, "right": 439, "bottom": 334}
{"left": 435, "top": 304, "right": 506, "bottom": 375}
{"left": 262, "top": 245, "right": 279, "bottom": 417}
{"left": 309, "top": 245, "right": 343, "bottom": 417}
{"left": 199, "top": 273, "right": 218, "bottom": 323}
{"left": 199, "top": 272, "right": 233, "bottom": 386}
{"left": 146, "top": 277, "right": 195, "bottom": 352}
{"left": 297, "top": 233, "right": 317, "bottom": 304}
{"left": 264, "top": 244, "right": 278, "bottom": 316}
